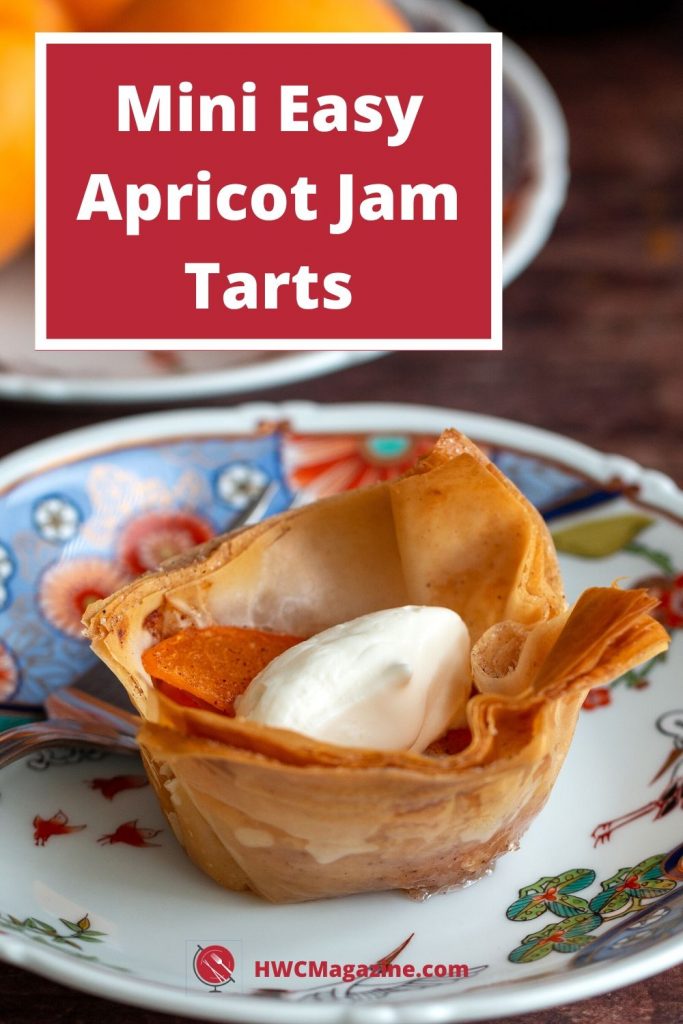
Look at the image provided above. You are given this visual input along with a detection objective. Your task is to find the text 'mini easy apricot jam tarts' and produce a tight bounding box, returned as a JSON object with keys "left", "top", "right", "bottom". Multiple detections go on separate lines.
{"left": 84, "top": 430, "right": 669, "bottom": 903}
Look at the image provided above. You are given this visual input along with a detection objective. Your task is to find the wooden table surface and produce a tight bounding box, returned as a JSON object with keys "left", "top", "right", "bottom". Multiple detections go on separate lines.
{"left": 1, "top": 5, "right": 682, "bottom": 1022}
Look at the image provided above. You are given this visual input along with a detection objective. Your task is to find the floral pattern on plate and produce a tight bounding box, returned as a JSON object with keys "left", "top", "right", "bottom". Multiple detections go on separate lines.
{"left": 32, "top": 496, "right": 82, "bottom": 545}
{"left": 0, "top": 426, "right": 621, "bottom": 709}
{"left": 39, "top": 559, "right": 130, "bottom": 640}
{"left": 117, "top": 511, "right": 214, "bottom": 576}
{"left": 0, "top": 641, "right": 18, "bottom": 701}
{"left": 284, "top": 433, "right": 438, "bottom": 496}
{"left": 506, "top": 847, "right": 683, "bottom": 964}
{"left": 0, "top": 911, "right": 117, "bottom": 965}
{"left": 0, "top": 432, "right": 288, "bottom": 704}
{"left": 0, "top": 541, "right": 15, "bottom": 613}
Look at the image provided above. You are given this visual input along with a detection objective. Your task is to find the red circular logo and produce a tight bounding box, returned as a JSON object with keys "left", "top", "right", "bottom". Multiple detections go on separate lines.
{"left": 193, "top": 945, "right": 236, "bottom": 989}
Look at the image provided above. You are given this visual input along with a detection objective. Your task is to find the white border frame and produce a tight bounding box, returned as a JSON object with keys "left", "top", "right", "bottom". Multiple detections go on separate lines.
{"left": 35, "top": 32, "right": 503, "bottom": 352}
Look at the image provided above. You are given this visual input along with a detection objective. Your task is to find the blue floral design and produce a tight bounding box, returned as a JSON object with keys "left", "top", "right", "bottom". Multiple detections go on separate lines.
{"left": 215, "top": 461, "right": 270, "bottom": 509}
{"left": 0, "top": 428, "right": 626, "bottom": 711}
{"left": 0, "top": 542, "right": 16, "bottom": 612}
{"left": 0, "top": 432, "right": 287, "bottom": 707}
{"left": 32, "top": 495, "right": 82, "bottom": 544}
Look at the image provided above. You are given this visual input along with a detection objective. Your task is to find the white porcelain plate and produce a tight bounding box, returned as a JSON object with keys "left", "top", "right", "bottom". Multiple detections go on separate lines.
{"left": 0, "top": 255, "right": 380, "bottom": 403}
{"left": 0, "top": 402, "right": 681, "bottom": 1023}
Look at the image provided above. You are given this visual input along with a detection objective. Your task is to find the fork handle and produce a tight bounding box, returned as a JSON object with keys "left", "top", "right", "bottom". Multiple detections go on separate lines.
{"left": 45, "top": 686, "right": 139, "bottom": 737}
{"left": 0, "top": 719, "right": 138, "bottom": 770}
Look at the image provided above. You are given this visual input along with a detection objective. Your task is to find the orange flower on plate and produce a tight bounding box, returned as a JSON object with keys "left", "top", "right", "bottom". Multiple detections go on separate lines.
{"left": 284, "top": 433, "right": 438, "bottom": 499}
{"left": 582, "top": 687, "right": 612, "bottom": 711}
{"left": 39, "top": 558, "right": 129, "bottom": 638}
{"left": 0, "top": 641, "right": 18, "bottom": 700}
{"left": 118, "top": 511, "right": 214, "bottom": 576}
{"left": 659, "top": 575, "right": 683, "bottom": 630}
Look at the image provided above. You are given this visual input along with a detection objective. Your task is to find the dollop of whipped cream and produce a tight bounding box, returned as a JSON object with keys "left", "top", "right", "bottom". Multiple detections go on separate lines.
{"left": 234, "top": 606, "right": 471, "bottom": 753}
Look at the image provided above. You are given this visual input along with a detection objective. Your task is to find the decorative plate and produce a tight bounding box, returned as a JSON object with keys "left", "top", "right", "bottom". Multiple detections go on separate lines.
{"left": 0, "top": 1, "right": 567, "bottom": 405}
{"left": 0, "top": 402, "right": 681, "bottom": 1023}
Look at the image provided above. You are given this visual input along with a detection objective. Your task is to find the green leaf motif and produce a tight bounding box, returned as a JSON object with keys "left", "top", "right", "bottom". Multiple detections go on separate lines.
{"left": 589, "top": 888, "right": 630, "bottom": 915}
{"left": 623, "top": 543, "right": 675, "bottom": 576}
{"left": 632, "top": 882, "right": 676, "bottom": 898}
{"left": 0, "top": 910, "right": 108, "bottom": 955}
{"left": 556, "top": 868, "right": 596, "bottom": 894}
{"left": 509, "top": 940, "right": 553, "bottom": 964}
{"left": 560, "top": 913, "right": 603, "bottom": 938}
{"left": 553, "top": 516, "right": 654, "bottom": 558}
{"left": 598, "top": 869, "right": 628, "bottom": 891}
{"left": 520, "top": 876, "right": 557, "bottom": 896}
{"left": 553, "top": 935, "right": 596, "bottom": 953}
{"left": 507, "top": 853, "right": 683, "bottom": 966}
{"left": 508, "top": 913, "right": 602, "bottom": 965}
{"left": 507, "top": 869, "right": 595, "bottom": 921}
{"left": 590, "top": 856, "right": 676, "bottom": 916}
{"left": 545, "top": 895, "right": 591, "bottom": 918}
{"left": 599, "top": 856, "right": 665, "bottom": 891}
{"left": 506, "top": 896, "right": 547, "bottom": 922}
{"left": 31, "top": 920, "right": 58, "bottom": 935}
{"left": 635, "top": 855, "right": 669, "bottom": 881}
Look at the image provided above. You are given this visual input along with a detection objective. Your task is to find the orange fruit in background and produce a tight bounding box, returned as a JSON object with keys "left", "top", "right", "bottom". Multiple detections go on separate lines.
{"left": 59, "top": 0, "right": 134, "bottom": 30}
{"left": 0, "top": 0, "right": 74, "bottom": 31}
{"left": 114, "top": 0, "right": 408, "bottom": 32}
{"left": 0, "top": 0, "right": 407, "bottom": 269}
{"left": 0, "top": 31, "right": 35, "bottom": 267}
{"left": 0, "top": 1, "right": 74, "bottom": 267}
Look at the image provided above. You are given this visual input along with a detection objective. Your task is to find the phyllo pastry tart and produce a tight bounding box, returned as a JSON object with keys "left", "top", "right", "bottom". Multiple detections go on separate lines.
{"left": 84, "top": 430, "right": 669, "bottom": 903}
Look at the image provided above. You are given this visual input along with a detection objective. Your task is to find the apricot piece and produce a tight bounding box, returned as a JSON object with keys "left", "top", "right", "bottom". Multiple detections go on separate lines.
{"left": 154, "top": 679, "right": 218, "bottom": 713}
{"left": 143, "top": 625, "right": 303, "bottom": 715}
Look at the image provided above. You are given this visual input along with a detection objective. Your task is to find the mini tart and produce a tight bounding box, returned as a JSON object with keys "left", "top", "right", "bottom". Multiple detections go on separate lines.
{"left": 84, "top": 430, "right": 669, "bottom": 903}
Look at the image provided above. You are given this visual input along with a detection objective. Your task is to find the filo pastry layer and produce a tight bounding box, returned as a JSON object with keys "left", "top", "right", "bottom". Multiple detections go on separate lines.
{"left": 84, "top": 430, "right": 669, "bottom": 902}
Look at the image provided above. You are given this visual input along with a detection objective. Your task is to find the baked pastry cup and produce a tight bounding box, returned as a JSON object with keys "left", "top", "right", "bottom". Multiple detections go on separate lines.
{"left": 84, "top": 430, "right": 669, "bottom": 902}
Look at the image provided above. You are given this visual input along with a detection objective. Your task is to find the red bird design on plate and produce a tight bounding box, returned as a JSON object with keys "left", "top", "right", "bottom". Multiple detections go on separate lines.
{"left": 87, "top": 775, "right": 149, "bottom": 800}
{"left": 33, "top": 810, "right": 86, "bottom": 846}
{"left": 592, "top": 711, "right": 683, "bottom": 846}
{"left": 98, "top": 820, "right": 162, "bottom": 847}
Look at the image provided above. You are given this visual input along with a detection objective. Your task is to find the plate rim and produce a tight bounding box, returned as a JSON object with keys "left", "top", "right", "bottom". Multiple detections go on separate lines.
{"left": 0, "top": 350, "right": 382, "bottom": 405}
{"left": 0, "top": 401, "right": 679, "bottom": 519}
{"left": 0, "top": 400, "right": 681, "bottom": 1023}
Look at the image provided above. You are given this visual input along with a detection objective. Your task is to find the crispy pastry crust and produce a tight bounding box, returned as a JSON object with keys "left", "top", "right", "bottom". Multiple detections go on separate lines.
{"left": 84, "top": 429, "right": 669, "bottom": 902}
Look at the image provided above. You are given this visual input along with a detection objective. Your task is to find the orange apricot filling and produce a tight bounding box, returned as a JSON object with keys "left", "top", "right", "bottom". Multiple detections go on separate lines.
{"left": 143, "top": 623, "right": 473, "bottom": 753}
{"left": 142, "top": 625, "right": 304, "bottom": 715}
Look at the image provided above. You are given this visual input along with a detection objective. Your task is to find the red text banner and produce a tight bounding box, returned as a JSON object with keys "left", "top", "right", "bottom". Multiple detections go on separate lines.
{"left": 36, "top": 34, "right": 501, "bottom": 351}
